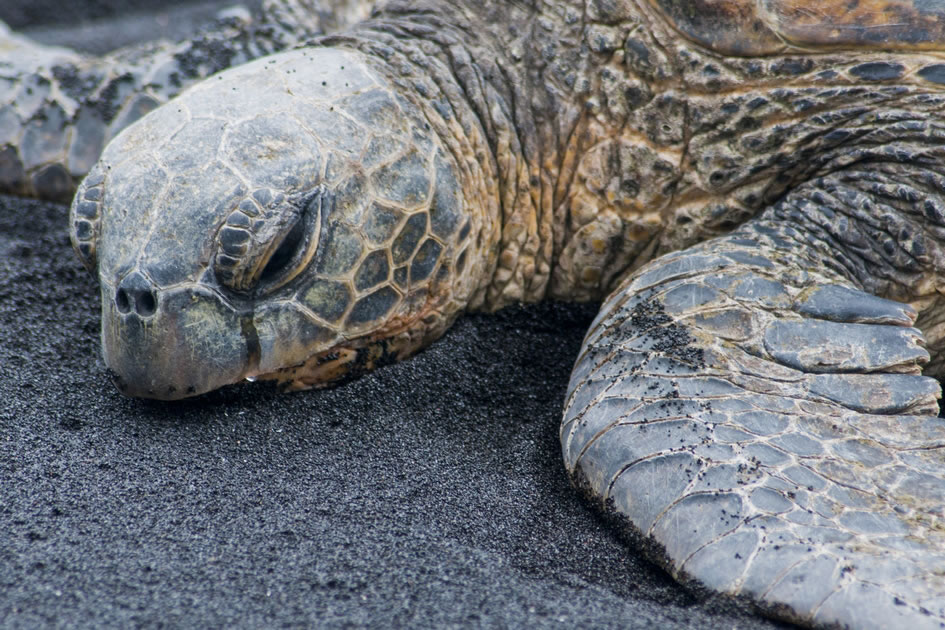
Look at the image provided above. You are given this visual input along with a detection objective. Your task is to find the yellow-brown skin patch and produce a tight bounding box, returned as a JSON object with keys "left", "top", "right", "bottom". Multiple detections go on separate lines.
{"left": 453, "top": 0, "right": 945, "bottom": 370}
{"left": 511, "top": 2, "right": 944, "bottom": 279}
{"left": 769, "top": 0, "right": 945, "bottom": 50}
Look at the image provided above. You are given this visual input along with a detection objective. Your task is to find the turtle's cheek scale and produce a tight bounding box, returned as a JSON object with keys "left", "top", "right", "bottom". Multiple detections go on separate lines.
{"left": 101, "top": 279, "right": 253, "bottom": 400}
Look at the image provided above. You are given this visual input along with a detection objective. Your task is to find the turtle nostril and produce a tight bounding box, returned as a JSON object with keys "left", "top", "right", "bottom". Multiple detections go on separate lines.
{"left": 115, "top": 272, "right": 159, "bottom": 317}
{"left": 116, "top": 288, "right": 131, "bottom": 313}
{"left": 138, "top": 291, "right": 157, "bottom": 316}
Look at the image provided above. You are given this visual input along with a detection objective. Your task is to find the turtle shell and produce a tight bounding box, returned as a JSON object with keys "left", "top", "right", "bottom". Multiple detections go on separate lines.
{"left": 651, "top": 0, "right": 945, "bottom": 56}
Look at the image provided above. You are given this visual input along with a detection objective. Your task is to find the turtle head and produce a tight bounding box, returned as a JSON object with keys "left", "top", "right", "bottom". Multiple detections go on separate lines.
{"left": 69, "top": 48, "right": 481, "bottom": 399}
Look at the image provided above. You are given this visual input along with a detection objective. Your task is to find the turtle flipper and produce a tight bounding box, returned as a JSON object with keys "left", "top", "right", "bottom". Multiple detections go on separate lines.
{"left": 561, "top": 233, "right": 945, "bottom": 628}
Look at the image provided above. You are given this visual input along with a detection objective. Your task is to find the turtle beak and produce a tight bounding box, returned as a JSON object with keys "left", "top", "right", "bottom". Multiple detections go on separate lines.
{"left": 100, "top": 275, "right": 253, "bottom": 400}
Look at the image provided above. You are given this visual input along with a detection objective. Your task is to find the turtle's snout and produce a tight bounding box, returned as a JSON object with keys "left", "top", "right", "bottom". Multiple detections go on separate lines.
{"left": 114, "top": 271, "right": 157, "bottom": 317}
{"left": 101, "top": 280, "right": 251, "bottom": 400}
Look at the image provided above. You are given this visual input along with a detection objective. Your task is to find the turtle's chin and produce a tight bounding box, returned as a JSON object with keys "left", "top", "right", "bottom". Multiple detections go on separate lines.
{"left": 101, "top": 283, "right": 253, "bottom": 400}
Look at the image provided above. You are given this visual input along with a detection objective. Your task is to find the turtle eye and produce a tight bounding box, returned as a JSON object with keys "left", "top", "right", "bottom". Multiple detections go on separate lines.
{"left": 214, "top": 186, "right": 327, "bottom": 294}
{"left": 259, "top": 215, "right": 305, "bottom": 283}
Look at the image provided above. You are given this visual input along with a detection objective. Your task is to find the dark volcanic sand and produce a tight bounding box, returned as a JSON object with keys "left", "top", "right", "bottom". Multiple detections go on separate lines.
{"left": 0, "top": 5, "right": 788, "bottom": 628}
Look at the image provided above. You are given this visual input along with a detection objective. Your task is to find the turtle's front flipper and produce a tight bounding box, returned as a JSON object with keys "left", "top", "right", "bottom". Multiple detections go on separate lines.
{"left": 561, "top": 227, "right": 945, "bottom": 628}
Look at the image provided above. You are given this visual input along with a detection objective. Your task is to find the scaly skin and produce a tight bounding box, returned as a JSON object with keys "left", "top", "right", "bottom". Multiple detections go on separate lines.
{"left": 307, "top": 0, "right": 945, "bottom": 343}
{"left": 6, "top": 1, "right": 945, "bottom": 627}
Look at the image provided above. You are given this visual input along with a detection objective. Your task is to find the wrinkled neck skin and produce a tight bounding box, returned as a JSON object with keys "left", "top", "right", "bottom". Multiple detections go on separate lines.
{"left": 342, "top": 0, "right": 945, "bottom": 321}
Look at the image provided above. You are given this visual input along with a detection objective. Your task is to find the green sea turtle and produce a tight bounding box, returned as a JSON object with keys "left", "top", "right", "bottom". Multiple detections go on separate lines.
{"left": 4, "top": 0, "right": 945, "bottom": 627}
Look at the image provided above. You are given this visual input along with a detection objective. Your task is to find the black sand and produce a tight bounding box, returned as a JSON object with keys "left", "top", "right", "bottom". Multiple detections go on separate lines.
{"left": 0, "top": 4, "right": 787, "bottom": 628}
